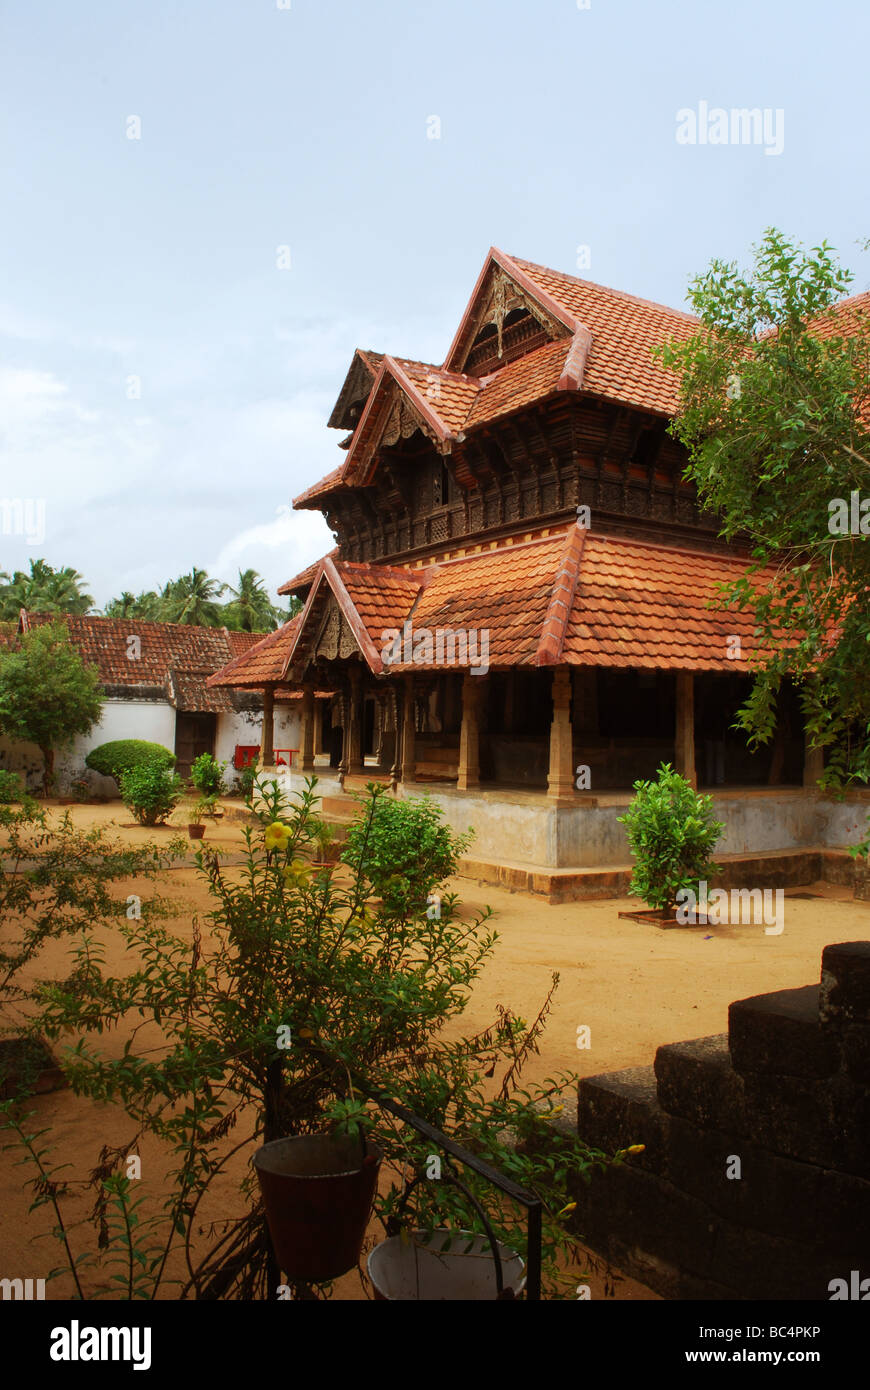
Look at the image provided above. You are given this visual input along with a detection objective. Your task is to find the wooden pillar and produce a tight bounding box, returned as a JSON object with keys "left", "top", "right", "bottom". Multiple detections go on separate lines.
{"left": 547, "top": 668, "right": 575, "bottom": 800}
{"left": 300, "top": 685, "right": 315, "bottom": 772}
{"left": 313, "top": 699, "right": 323, "bottom": 756}
{"left": 348, "top": 666, "right": 364, "bottom": 776}
{"left": 675, "top": 671, "right": 697, "bottom": 789}
{"left": 400, "top": 674, "right": 415, "bottom": 784}
{"left": 457, "top": 674, "right": 481, "bottom": 791}
{"left": 260, "top": 686, "right": 275, "bottom": 769}
{"left": 803, "top": 734, "right": 824, "bottom": 788}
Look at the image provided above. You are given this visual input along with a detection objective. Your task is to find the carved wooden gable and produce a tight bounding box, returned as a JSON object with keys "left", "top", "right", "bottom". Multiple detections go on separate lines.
{"left": 312, "top": 594, "right": 360, "bottom": 662}
{"left": 453, "top": 264, "right": 566, "bottom": 375}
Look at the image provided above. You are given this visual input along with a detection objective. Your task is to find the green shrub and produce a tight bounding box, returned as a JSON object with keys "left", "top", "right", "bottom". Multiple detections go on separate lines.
{"left": 341, "top": 790, "right": 472, "bottom": 913}
{"left": 190, "top": 752, "right": 226, "bottom": 798}
{"left": 86, "top": 740, "right": 175, "bottom": 784}
{"left": 119, "top": 761, "right": 184, "bottom": 826}
{"left": 0, "top": 769, "right": 24, "bottom": 803}
{"left": 618, "top": 762, "right": 724, "bottom": 914}
{"left": 237, "top": 764, "right": 257, "bottom": 801}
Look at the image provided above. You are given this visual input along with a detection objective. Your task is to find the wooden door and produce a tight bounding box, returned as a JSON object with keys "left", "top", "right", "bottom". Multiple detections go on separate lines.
{"left": 174, "top": 713, "right": 216, "bottom": 782}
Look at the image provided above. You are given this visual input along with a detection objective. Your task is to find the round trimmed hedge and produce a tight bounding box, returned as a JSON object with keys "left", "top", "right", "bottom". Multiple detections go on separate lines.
{"left": 85, "top": 739, "right": 176, "bottom": 784}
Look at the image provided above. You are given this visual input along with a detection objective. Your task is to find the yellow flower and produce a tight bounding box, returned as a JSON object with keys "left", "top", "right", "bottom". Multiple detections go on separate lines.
{"left": 265, "top": 821, "right": 291, "bottom": 851}
{"left": 298, "top": 1027, "right": 315, "bottom": 1039}
{"left": 625, "top": 1144, "right": 645, "bottom": 1155}
{"left": 283, "top": 859, "right": 310, "bottom": 888}
{"left": 557, "top": 1201, "right": 577, "bottom": 1216}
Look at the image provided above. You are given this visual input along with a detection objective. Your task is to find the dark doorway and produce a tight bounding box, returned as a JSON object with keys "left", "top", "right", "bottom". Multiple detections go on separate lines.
{"left": 174, "top": 712, "right": 216, "bottom": 782}
{"left": 363, "top": 696, "right": 376, "bottom": 758}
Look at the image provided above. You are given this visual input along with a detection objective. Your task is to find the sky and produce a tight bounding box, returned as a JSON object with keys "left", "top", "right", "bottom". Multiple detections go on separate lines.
{"left": 1, "top": 0, "right": 868, "bottom": 609}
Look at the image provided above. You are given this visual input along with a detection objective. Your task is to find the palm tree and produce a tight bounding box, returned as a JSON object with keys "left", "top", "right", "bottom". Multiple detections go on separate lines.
{"left": 103, "top": 591, "right": 137, "bottom": 619}
{"left": 0, "top": 559, "right": 93, "bottom": 619}
{"left": 223, "top": 569, "right": 282, "bottom": 632}
{"left": 160, "top": 568, "right": 226, "bottom": 626}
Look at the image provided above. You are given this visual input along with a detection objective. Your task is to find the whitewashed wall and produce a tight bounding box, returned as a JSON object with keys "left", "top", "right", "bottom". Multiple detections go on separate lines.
{"left": 215, "top": 703, "right": 301, "bottom": 787}
{"left": 1, "top": 698, "right": 177, "bottom": 794}
{"left": 1, "top": 696, "right": 303, "bottom": 794}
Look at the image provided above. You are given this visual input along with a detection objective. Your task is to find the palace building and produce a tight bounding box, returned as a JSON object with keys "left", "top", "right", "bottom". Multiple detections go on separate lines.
{"left": 208, "top": 249, "right": 866, "bottom": 893}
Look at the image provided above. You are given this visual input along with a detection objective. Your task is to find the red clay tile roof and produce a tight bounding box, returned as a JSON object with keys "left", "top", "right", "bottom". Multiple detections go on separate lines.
{"left": 214, "top": 528, "right": 769, "bottom": 683}
{"left": 561, "top": 532, "right": 765, "bottom": 671}
{"left": 207, "top": 617, "right": 302, "bottom": 687}
{"left": 338, "top": 563, "right": 422, "bottom": 637}
{"left": 300, "top": 251, "right": 870, "bottom": 512}
{"left": 464, "top": 340, "right": 570, "bottom": 428}
{"left": 21, "top": 613, "right": 265, "bottom": 710}
{"left": 506, "top": 253, "right": 699, "bottom": 416}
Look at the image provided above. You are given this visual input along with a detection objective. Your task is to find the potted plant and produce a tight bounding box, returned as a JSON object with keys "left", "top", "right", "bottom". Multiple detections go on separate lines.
{"left": 187, "top": 797, "right": 216, "bottom": 840}
{"left": 254, "top": 1126, "right": 383, "bottom": 1284}
{"left": 70, "top": 775, "right": 91, "bottom": 803}
{"left": 190, "top": 752, "right": 227, "bottom": 815}
{"left": 617, "top": 762, "right": 724, "bottom": 926}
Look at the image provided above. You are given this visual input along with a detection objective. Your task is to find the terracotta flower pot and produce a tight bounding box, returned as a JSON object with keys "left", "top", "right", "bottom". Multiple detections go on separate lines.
{"left": 254, "top": 1133, "right": 382, "bottom": 1283}
{"left": 188, "top": 824, "right": 205, "bottom": 840}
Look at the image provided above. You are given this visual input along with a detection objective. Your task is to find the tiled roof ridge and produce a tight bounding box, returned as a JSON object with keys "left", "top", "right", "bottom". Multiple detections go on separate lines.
{"left": 361, "top": 349, "right": 479, "bottom": 385}
{"left": 508, "top": 253, "right": 701, "bottom": 325}
{"left": 535, "top": 525, "right": 589, "bottom": 666}
{"left": 24, "top": 610, "right": 270, "bottom": 641}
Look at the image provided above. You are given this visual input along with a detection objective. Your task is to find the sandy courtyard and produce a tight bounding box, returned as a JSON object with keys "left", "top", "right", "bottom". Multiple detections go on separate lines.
{"left": 2, "top": 801, "right": 868, "bottom": 1301}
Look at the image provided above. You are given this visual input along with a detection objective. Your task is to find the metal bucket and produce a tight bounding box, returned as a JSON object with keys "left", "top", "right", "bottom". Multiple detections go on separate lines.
{"left": 367, "top": 1229, "right": 525, "bottom": 1300}
{"left": 254, "top": 1134, "right": 382, "bottom": 1283}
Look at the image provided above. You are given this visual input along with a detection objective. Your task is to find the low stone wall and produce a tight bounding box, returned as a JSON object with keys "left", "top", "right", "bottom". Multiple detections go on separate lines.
{"left": 411, "top": 784, "right": 869, "bottom": 870}
{"left": 570, "top": 942, "right": 870, "bottom": 1299}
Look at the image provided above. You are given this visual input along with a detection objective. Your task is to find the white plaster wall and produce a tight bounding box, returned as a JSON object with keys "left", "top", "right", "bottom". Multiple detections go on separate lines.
{"left": 215, "top": 705, "right": 302, "bottom": 788}
{"left": 2, "top": 699, "right": 177, "bottom": 794}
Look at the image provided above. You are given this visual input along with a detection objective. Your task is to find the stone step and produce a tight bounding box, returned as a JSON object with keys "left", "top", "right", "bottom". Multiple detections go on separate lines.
{"left": 820, "top": 941, "right": 870, "bottom": 1025}
{"left": 653, "top": 1035, "right": 747, "bottom": 1135}
{"left": 577, "top": 1066, "right": 667, "bottom": 1163}
{"left": 739, "top": 1069, "right": 870, "bottom": 1177}
{"left": 728, "top": 984, "right": 840, "bottom": 1080}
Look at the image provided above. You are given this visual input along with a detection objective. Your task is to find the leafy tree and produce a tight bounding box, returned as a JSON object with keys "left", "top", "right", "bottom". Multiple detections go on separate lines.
{"left": 658, "top": 229, "right": 870, "bottom": 794}
{"left": 0, "top": 622, "right": 104, "bottom": 794}
{"left": 0, "top": 560, "right": 93, "bottom": 620}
